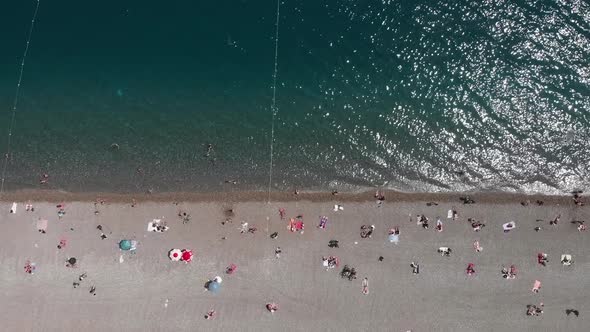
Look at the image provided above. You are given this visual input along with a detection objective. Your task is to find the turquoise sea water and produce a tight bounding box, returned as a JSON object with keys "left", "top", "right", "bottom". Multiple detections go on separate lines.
{"left": 0, "top": 0, "right": 589, "bottom": 194}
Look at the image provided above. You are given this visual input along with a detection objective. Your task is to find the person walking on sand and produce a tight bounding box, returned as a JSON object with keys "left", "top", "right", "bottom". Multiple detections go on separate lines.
{"left": 550, "top": 214, "right": 560, "bottom": 226}
{"left": 537, "top": 253, "right": 548, "bottom": 266}
{"left": 275, "top": 247, "right": 282, "bottom": 259}
{"left": 205, "top": 310, "right": 216, "bottom": 320}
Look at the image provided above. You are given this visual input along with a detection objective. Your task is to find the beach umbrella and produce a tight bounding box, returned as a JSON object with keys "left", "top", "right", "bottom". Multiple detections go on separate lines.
{"left": 119, "top": 240, "right": 132, "bottom": 251}
{"left": 388, "top": 233, "right": 399, "bottom": 244}
{"left": 181, "top": 249, "right": 193, "bottom": 262}
{"left": 169, "top": 249, "right": 182, "bottom": 261}
{"left": 208, "top": 280, "right": 221, "bottom": 293}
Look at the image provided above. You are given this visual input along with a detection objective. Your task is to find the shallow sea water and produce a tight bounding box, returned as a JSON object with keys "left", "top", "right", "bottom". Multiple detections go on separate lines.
{"left": 0, "top": 0, "right": 588, "bottom": 194}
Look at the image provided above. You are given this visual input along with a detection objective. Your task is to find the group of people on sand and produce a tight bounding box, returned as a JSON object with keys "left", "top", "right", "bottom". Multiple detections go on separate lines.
{"left": 501, "top": 265, "right": 517, "bottom": 279}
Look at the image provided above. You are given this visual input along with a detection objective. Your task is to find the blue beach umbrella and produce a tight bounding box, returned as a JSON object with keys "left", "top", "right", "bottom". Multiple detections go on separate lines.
{"left": 119, "top": 239, "right": 132, "bottom": 251}
{"left": 388, "top": 233, "right": 399, "bottom": 244}
{"left": 208, "top": 281, "right": 221, "bottom": 293}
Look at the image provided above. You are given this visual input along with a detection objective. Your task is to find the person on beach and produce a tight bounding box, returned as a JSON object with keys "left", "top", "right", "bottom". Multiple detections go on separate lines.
{"left": 24, "top": 261, "right": 36, "bottom": 274}
{"left": 417, "top": 215, "right": 429, "bottom": 229}
{"left": 375, "top": 191, "right": 385, "bottom": 201}
{"left": 573, "top": 193, "right": 584, "bottom": 206}
{"left": 360, "top": 225, "right": 375, "bottom": 238}
{"left": 501, "top": 265, "right": 517, "bottom": 279}
{"left": 532, "top": 279, "right": 542, "bottom": 293}
{"left": 178, "top": 211, "right": 191, "bottom": 224}
{"left": 39, "top": 173, "right": 49, "bottom": 185}
{"left": 340, "top": 265, "right": 357, "bottom": 280}
{"left": 410, "top": 262, "right": 419, "bottom": 274}
{"left": 527, "top": 303, "right": 544, "bottom": 316}
{"left": 362, "top": 278, "right": 369, "bottom": 295}
{"left": 572, "top": 220, "right": 587, "bottom": 231}
{"left": 89, "top": 286, "right": 96, "bottom": 296}
{"left": 537, "top": 253, "right": 548, "bottom": 266}
{"left": 278, "top": 208, "right": 286, "bottom": 220}
{"left": 266, "top": 303, "right": 279, "bottom": 313}
{"left": 375, "top": 191, "right": 385, "bottom": 206}
{"left": 460, "top": 196, "right": 475, "bottom": 204}
{"left": 470, "top": 219, "right": 485, "bottom": 232}
{"left": 275, "top": 247, "right": 282, "bottom": 259}
{"left": 473, "top": 240, "right": 482, "bottom": 252}
{"left": 509, "top": 265, "right": 517, "bottom": 278}
{"left": 437, "top": 247, "right": 452, "bottom": 257}
{"left": 240, "top": 221, "right": 248, "bottom": 233}
{"left": 205, "top": 310, "right": 216, "bottom": 320}
{"left": 318, "top": 216, "right": 328, "bottom": 229}
{"left": 66, "top": 257, "right": 77, "bottom": 268}
{"left": 436, "top": 218, "right": 443, "bottom": 232}
{"left": 550, "top": 214, "right": 560, "bottom": 226}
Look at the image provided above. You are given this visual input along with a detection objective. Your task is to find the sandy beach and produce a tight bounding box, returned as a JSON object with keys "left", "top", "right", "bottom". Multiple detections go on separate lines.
{"left": 0, "top": 192, "right": 588, "bottom": 331}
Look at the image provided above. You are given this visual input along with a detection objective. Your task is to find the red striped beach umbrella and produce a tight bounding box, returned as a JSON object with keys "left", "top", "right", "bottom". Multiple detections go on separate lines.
{"left": 181, "top": 249, "right": 193, "bottom": 263}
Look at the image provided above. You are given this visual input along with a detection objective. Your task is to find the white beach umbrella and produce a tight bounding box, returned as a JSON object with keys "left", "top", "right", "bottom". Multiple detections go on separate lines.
{"left": 169, "top": 249, "right": 182, "bottom": 261}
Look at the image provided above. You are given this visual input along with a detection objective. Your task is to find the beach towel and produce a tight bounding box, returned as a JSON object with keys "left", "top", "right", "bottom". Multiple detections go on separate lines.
{"left": 362, "top": 278, "right": 369, "bottom": 295}
{"left": 447, "top": 210, "right": 453, "bottom": 219}
{"left": 36, "top": 219, "right": 48, "bottom": 233}
{"left": 295, "top": 221, "right": 304, "bottom": 231}
{"left": 318, "top": 216, "right": 328, "bottom": 229}
{"left": 532, "top": 280, "right": 541, "bottom": 292}
{"left": 147, "top": 219, "right": 162, "bottom": 232}
{"left": 503, "top": 221, "right": 516, "bottom": 232}
{"left": 288, "top": 219, "right": 304, "bottom": 232}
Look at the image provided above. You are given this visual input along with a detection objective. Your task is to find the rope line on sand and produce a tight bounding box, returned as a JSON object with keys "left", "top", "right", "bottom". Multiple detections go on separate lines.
{"left": 267, "top": 0, "right": 281, "bottom": 203}
{"left": 0, "top": 0, "right": 41, "bottom": 195}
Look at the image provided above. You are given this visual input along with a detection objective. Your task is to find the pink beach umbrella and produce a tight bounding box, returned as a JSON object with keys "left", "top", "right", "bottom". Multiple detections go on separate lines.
{"left": 181, "top": 249, "right": 193, "bottom": 263}
{"left": 169, "top": 249, "right": 182, "bottom": 261}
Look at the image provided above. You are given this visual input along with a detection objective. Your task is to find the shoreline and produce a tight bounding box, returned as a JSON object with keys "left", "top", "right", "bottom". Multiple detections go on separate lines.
{"left": 0, "top": 188, "right": 581, "bottom": 205}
